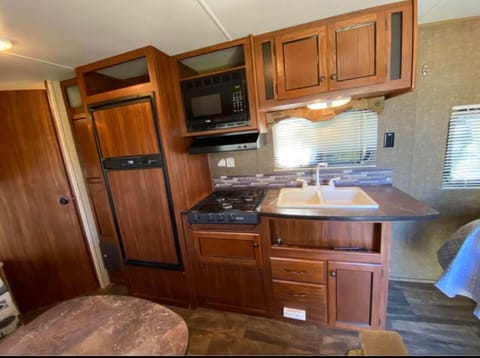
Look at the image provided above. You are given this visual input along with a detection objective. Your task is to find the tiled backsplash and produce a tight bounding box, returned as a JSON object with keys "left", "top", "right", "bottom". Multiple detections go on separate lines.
{"left": 213, "top": 168, "right": 392, "bottom": 189}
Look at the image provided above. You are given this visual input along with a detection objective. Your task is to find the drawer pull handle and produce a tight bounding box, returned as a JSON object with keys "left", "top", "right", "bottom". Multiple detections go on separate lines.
{"left": 288, "top": 291, "right": 308, "bottom": 298}
{"left": 284, "top": 269, "right": 306, "bottom": 275}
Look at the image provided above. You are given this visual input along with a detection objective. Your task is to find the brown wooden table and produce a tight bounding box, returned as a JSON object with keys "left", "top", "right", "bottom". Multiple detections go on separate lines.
{"left": 0, "top": 295, "right": 188, "bottom": 355}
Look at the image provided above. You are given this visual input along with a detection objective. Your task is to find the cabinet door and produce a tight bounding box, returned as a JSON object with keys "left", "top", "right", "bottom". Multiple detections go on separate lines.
{"left": 275, "top": 28, "right": 328, "bottom": 99}
{"left": 71, "top": 116, "right": 102, "bottom": 178}
{"left": 190, "top": 230, "right": 267, "bottom": 313}
{"left": 327, "top": 261, "right": 383, "bottom": 330}
{"left": 328, "top": 12, "right": 386, "bottom": 90}
{"left": 192, "top": 231, "right": 262, "bottom": 267}
{"left": 87, "top": 181, "right": 115, "bottom": 238}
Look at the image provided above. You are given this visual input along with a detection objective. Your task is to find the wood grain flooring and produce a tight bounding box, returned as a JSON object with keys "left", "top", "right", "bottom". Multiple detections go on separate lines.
{"left": 18, "top": 280, "right": 480, "bottom": 355}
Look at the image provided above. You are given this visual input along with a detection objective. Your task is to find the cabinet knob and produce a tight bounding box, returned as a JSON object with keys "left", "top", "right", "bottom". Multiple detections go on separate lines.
{"left": 253, "top": 242, "right": 259, "bottom": 248}
{"left": 319, "top": 75, "right": 326, "bottom": 82}
{"left": 273, "top": 236, "right": 283, "bottom": 245}
{"left": 330, "top": 73, "right": 337, "bottom": 81}
{"left": 330, "top": 271, "right": 337, "bottom": 277}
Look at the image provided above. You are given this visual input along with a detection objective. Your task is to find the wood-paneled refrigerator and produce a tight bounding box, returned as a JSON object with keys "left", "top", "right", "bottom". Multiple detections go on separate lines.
{"left": 90, "top": 95, "right": 182, "bottom": 270}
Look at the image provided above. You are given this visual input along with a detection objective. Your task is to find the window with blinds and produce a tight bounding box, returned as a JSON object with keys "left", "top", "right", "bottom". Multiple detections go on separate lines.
{"left": 441, "top": 104, "right": 480, "bottom": 189}
{"left": 272, "top": 109, "right": 378, "bottom": 169}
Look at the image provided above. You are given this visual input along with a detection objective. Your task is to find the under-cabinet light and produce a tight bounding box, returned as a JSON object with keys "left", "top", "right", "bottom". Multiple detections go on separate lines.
{"left": 307, "top": 96, "right": 351, "bottom": 110}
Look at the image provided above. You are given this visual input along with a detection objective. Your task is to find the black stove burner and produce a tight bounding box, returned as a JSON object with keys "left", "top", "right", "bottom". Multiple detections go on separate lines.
{"left": 188, "top": 188, "right": 265, "bottom": 224}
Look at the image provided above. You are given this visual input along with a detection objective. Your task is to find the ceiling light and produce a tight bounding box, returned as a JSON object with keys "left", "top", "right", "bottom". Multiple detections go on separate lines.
{"left": 307, "top": 96, "right": 351, "bottom": 110}
{"left": 0, "top": 38, "right": 13, "bottom": 51}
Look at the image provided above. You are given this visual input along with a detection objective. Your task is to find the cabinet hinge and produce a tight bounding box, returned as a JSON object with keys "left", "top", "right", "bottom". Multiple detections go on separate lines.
{"left": 275, "top": 83, "right": 278, "bottom": 95}
{"left": 378, "top": 318, "right": 382, "bottom": 326}
{"left": 385, "top": 18, "right": 388, "bottom": 31}
{"left": 385, "top": 64, "right": 388, "bottom": 76}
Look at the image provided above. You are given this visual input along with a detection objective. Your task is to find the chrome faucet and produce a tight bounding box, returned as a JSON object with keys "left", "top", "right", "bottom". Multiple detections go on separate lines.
{"left": 316, "top": 162, "right": 328, "bottom": 186}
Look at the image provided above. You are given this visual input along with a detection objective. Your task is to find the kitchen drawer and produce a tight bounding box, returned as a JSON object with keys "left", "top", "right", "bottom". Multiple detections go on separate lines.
{"left": 272, "top": 279, "right": 326, "bottom": 305}
{"left": 271, "top": 257, "right": 325, "bottom": 284}
{"left": 192, "top": 231, "right": 262, "bottom": 267}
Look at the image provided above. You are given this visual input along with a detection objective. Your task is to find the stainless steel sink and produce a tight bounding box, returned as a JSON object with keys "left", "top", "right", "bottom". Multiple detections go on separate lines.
{"left": 276, "top": 186, "right": 379, "bottom": 209}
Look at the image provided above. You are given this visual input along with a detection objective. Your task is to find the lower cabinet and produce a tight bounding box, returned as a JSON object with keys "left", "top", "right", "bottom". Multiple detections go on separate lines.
{"left": 327, "top": 261, "right": 383, "bottom": 330}
{"left": 263, "top": 217, "right": 391, "bottom": 330}
{"left": 183, "top": 217, "right": 391, "bottom": 331}
{"left": 188, "top": 228, "right": 268, "bottom": 315}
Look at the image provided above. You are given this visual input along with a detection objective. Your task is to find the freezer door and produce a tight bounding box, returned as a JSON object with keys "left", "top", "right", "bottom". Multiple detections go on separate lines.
{"left": 92, "top": 97, "right": 160, "bottom": 158}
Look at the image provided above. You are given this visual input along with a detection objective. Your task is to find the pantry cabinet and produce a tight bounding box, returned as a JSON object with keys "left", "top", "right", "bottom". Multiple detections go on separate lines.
{"left": 254, "top": 0, "right": 416, "bottom": 110}
{"left": 60, "top": 78, "right": 125, "bottom": 284}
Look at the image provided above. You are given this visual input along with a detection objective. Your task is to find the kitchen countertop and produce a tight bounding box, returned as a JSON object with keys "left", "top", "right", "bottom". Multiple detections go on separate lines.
{"left": 258, "top": 185, "right": 439, "bottom": 221}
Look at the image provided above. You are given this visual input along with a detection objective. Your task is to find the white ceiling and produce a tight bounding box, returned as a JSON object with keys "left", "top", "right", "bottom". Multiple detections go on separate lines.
{"left": 0, "top": 0, "right": 478, "bottom": 89}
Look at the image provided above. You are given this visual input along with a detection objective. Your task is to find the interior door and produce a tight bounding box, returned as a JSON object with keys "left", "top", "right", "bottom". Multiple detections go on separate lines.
{"left": 0, "top": 90, "right": 98, "bottom": 312}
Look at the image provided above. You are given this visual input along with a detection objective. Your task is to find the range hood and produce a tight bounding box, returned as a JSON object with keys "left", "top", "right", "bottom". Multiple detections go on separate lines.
{"left": 188, "top": 131, "right": 266, "bottom": 154}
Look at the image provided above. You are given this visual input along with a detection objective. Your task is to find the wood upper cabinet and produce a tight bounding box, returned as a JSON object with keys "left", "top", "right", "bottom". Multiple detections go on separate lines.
{"left": 327, "top": 261, "right": 383, "bottom": 330}
{"left": 327, "top": 11, "right": 386, "bottom": 90}
{"left": 253, "top": 0, "right": 416, "bottom": 109}
{"left": 275, "top": 27, "right": 328, "bottom": 99}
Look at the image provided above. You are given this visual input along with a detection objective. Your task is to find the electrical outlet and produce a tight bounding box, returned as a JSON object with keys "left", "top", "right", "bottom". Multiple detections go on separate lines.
{"left": 283, "top": 307, "right": 306, "bottom": 321}
{"left": 226, "top": 157, "right": 235, "bottom": 168}
{"left": 217, "top": 158, "right": 226, "bottom": 167}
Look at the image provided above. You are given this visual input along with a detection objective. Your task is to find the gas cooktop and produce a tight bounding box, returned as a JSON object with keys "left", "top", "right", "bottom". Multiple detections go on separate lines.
{"left": 187, "top": 188, "right": 265, "bottom": 224}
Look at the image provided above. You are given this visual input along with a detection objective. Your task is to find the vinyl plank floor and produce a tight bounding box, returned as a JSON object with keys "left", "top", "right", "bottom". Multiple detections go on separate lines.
{"left": 19, "top": 280, "right": 480, "bottom": 356}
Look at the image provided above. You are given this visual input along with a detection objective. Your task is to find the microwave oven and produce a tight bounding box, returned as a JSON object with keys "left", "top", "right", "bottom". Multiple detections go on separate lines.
{"left": 180, "top": 68, "right": 250, "bottom": 132}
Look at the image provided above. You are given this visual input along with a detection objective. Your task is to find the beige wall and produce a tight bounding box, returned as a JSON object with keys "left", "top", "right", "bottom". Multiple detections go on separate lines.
{"left": 378, "top": 17, "right": 480, "bottom": 281}
{"left": 209, "top": 17, "right": 480, "bottom": 282}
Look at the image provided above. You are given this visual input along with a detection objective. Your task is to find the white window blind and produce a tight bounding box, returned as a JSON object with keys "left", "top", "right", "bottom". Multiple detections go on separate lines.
{"left": 272, "top": 109, "right": 378, "bottom": 169}
{"left": 441, "top": 104, "right": 480, "bottom": 189}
